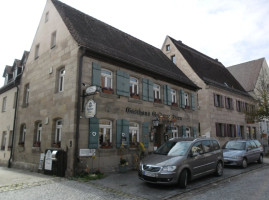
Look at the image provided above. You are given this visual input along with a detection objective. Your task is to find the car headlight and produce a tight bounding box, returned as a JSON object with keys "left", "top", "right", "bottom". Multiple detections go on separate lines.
{"left": 162, "top": 166, "right": 177, "bottom": 172}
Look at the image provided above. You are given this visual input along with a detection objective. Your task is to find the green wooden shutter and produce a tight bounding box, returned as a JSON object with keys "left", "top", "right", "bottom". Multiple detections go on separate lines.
{"left": 122, "top": 119, "right": 129, "bottom": 147}
{"left": 92, "top": 62, "right": 101, "bottom": 87}
{"left": 116, "top": 120, "right": 122, "bottom": 148}
{"left": 167, "top": 85, "right": 172, "bottom": 106}
{"left": 89, "top": 117, "right": 99, "bottom": 149}
{"left": 148, "top": 80, "right": 154, "bottom": 102}
{"left": 182, "top": 125, "right": 186, "bottom": 138}
{"left": 142, "top": 78, "right": 149, "bottom": 101}
{"left": 142, "top": 122, "right": 149, "bottom": 148}
{"left": 191, "top": 93, "right": 196, "bottom": 110}
{"left": 193, "top": 127, "right": 197, "bottom": 138}
{"left": 116, "top": 70, "right": 130, "bottom": 97}
{"left": 163, "top": 85, "right": 167, "bottom": 105}
{"left": 180, "top": 89, "right": 185, "bottom": 108}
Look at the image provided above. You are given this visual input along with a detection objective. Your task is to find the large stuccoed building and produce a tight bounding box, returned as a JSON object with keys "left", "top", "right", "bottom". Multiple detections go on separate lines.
{"left": 11, "top": 0, "right": 199, "bottom": 176}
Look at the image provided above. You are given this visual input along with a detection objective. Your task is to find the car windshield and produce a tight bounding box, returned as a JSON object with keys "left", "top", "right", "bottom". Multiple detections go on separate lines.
{"left": 223, "top": 141, "right": 246, "bottom": 150}
{"left": 154, "top": 141, "right": 192, "bottom": 156}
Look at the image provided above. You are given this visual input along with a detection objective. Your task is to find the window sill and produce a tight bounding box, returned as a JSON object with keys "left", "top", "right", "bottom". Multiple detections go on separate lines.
{"left": 130, "top": 94, "right": 140, "bottom": 99}
{"left": 102, "top": 88, "right": 114, "bottom": 94}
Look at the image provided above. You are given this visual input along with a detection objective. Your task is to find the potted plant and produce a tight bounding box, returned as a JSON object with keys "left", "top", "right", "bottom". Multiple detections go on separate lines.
{"left": 102, "top": 87, "right": 114, "bottom": 94}
{"left": 131, "top": 93, "right": 140, "bottom": 99}
{"left": 119, "top": 157, "right": 128, "bottom": 173}
{"left": 33, "top": 141, "right": 41, "bottom": 147}
{"left": 18, "top": 141, "right": 25, "bottom": 147}
{"left": 52, "top": 141, "right": 61, "bottom": 148}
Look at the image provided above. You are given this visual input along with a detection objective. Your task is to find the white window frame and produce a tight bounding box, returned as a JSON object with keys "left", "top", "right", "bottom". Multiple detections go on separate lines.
{"left": 184, "top": 92, "right": 189, "bottom": 106}
{"left": 130, "top": 77, "right": 139, "bottom": 95}
{"left": 55, "top": 119, "right": 62, "bottom": 143}
{"left": 36, "top": 123, "right": 42, "bottom": 142}
{"left": 99, "top": 120, "right": 112, "bottom": 147}
{"left": 58, "top": 68, "right": 65, "bottom": 92}
{"left": 153, "top": 84, "right": 161, "bottom": 100}
{"left": 171, "top": 89, "right": 177, "bottom": 104}
{"left": 101, "top": 69, "right": 113, "bottom": 89}
{"left": 186, "top": 127, "right": 191, "bottom": 138}
{"left": 172, "top": 127, "right": 179, "bottom": 138}
{"left": 166, "top": 44, "right": 170, "bottom": 51}
{"left": 129, "top": 122, "right": 139, "bottom": 145}
{"left": 2, "top": 96, "right": 7, "bottom": 112}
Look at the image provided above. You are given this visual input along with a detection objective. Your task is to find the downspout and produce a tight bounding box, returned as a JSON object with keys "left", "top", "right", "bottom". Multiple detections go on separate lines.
{"left": 8, "top": 79, "right": 19, "bottom": 168}
{"left": 74, "top": 47, "right": 86, "bottom": 176}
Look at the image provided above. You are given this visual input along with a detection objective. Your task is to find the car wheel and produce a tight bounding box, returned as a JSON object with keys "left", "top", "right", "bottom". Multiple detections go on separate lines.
{"left": 215, "top": 161, "right": 223, "bottom": 176}
{"left": 179, "top": 169, "right": 188, "bottom": 188}
{"left": 242, "top": 158, "right": 248, "bottom": 168}
{"left": 258, "top": 155, "right": 263, "bottom": 164}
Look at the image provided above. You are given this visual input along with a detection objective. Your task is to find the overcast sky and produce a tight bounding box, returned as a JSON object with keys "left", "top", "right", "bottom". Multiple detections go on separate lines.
{"left": 0, "top": 0, "right": 268, "bottom": 86}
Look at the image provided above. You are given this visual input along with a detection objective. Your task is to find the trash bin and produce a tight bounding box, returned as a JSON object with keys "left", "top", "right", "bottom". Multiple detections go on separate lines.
{"left": 44, "top": 149, "right": 67, "bottom": 177}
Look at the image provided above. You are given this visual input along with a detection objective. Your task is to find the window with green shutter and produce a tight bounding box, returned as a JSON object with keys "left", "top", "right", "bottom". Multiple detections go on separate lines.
{"left": 116, "top": 70, "right": 130, "bottom": 97}
{"left": 92, "top": 62, "right": 101, "bottom": 88}
{"left": 142, "top": 122, "right": 149, "bottom": 148}
{"left": 142, "top": 79, "right": 154, "bottom": 102}
{"left": 163, "top": 85, "right": 172, "bottom": 105}
{"left": 116, "top": 119, "right": 129, "bottom": 148}
{"left": 89, "top": 117, "right": 99, "bottom": 149}
{"left": 179, "top": 89, "right": 185, "bottom": 108}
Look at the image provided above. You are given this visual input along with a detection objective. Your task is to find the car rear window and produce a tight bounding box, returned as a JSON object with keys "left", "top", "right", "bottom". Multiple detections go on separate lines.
{"left": 212, "top": 140, "right": 220, "bottom": 150}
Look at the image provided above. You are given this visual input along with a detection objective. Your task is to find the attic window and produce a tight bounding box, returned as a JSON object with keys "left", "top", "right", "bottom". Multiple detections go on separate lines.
{"left": 45, "top": 12, "right": 49, "bottom": 23}
{"left": 171, "top": 55, "right": 176, "bottom": 64}
{"left": 51, "top": 31, "right": 56, "bottom": 48}
{"left": 166, "top": 44, "right": 170, "bottom": 51}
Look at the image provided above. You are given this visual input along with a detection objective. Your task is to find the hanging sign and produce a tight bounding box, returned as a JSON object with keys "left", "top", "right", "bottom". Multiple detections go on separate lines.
{"left": 85, "top": 99, "right": 96, "bottom": 118}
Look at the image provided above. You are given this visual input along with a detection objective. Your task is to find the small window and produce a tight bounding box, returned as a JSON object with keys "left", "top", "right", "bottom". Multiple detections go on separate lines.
{"left": 54, "top": 119, "right": 62, "bottom": 147}
{"left": 58, "top": 68, "right": 65, "bottom": 92}
{"left": 101, "top": 69, "right": 113, "bottom": 89}
{"left": 172, "top": 127, "right": 179, "bottom": 138}
{"left": 214, "top": 94, "right": 223, "bottom": 107}
{"left": 51, "top": 31, "right": 56, "bottom": 48}
{"left": 153, "top": 84, "right": 161, "bottom": 101}
{"left": 99, "top": 120, "right": 112, "bottom": 148}
{"left": 19, "top": 124, "right": 26, "bottom": 146}
{"left": 184, "top": 92, "right": 190, "bottom": 108}
{"left": 2, "top": 96, "right": 7, "bottom": 112}
{"left": 1, "top": 132, "right": 7, "bottom": 151}
{"left": 34, "top": 122, "right": 42, "bottom": 147}
{"left": 35, "top": 44, "right": 40, "bottom": 59}
{"left": 171, "top": 55, "right": 176, "bottom": 64}
{"left": 216, "top": 123, "right": 225, "bottom": 137}
{"left": 166, "top": 44, "right": 170, "bottom": 51}
{"left": 24, "top": 84, "right": 30, "bottom": 106}
{"left": 225, "top": 97, "right": 233, "bottom": 110}
{"left": 129, "top": 122, "right": 139, "bottom": 147}
{"left": 45, "top": 12, "right": 49, "bottom": 22}
{"left": 130, "top": 77, "right": 139, "bottom": 97}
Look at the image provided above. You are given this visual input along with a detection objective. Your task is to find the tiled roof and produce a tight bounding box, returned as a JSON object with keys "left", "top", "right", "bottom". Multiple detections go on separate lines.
{"left": 227, "top": 58, "right": 265, "bottom": 92}
{"left": 169, "top": 36, "right": 248, "bottom": 95}
{"left": 51, "top": 0, "right": 198, "bottom": 90}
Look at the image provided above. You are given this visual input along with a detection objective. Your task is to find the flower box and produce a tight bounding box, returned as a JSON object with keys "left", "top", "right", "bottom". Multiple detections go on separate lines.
{"left": 33, "top": 141, "right": 41, "bottom": 147}
{"left": 52, "top": 142, "right": 61, "bottom": 148}
{"left": 102, "top": 88, "right": 114, "bottom": 94}
{"left": 154, "top": 99, "right": 162, "bottom": 104}
{"left": 172, "top": 103, "right": 178, "bottom": 107}
{"left": 131, "top": 94, "right": 140, "bottom": 99}
{"left": 18, "top": 142, "right": 25, "bottom": 147}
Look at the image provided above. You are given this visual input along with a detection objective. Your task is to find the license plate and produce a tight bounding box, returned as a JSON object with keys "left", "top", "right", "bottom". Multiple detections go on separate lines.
{"left": 143, "top": 171, "right": 156, "bottom": 177}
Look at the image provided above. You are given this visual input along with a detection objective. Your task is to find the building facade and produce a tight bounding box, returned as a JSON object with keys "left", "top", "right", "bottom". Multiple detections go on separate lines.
{"left": 11, "top": 0, "right": 199, "bottom": 175}
{"left": 162, "top": 36, "right": 259, "bottom": 145}
{"left": 0, "top": 52, "right": 28, "bottom": 166}
{"left": 228, "top": 58, "right": 269, "bottom": 144}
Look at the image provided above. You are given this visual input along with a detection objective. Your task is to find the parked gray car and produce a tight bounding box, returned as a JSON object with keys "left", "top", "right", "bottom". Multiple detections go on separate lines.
{"left": 223, "top": 139, "right": 264, "bottom": 168}
{"left": 138, "top": 138, "right": 224, "bottom": 188}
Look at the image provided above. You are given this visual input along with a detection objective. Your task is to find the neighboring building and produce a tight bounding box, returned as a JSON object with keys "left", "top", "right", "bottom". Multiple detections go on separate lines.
{"left": 162, "top": 36, "right": 259, "bottom": 145}
{"left": 12, "top": 0, "right": 199, "bottom": 175}
{"left": 228, "top": 58, "right": 269, "bottom": 143}
{"left": 0, "top": 51, "right": 29, "bottom": 166}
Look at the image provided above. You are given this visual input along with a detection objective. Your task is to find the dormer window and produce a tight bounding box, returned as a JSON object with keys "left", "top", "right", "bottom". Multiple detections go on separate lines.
{"left": 4, "top": 74, "right": 8, "bottom": 85}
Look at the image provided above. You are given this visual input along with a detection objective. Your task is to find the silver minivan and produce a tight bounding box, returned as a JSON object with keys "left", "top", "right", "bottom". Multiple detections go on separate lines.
{"left": 138, "top": 138, "right": 224, "bottom": 188}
